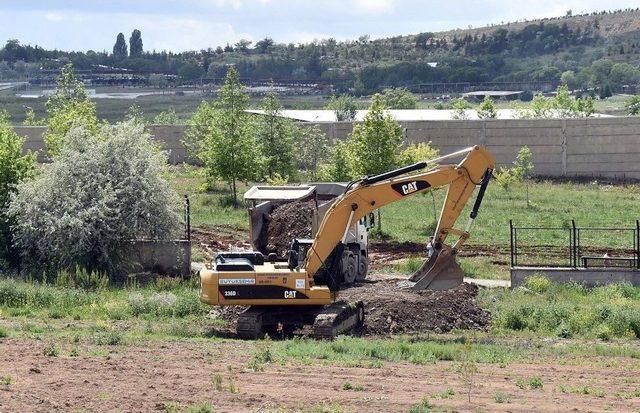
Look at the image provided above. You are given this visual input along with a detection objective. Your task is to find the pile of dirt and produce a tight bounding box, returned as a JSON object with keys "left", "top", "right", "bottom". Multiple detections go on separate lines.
{"left": 339, "top": 281, "right": 490, "bottom": 335}
{"left": 260, "top": 200, "right": 315, "bottom": 257}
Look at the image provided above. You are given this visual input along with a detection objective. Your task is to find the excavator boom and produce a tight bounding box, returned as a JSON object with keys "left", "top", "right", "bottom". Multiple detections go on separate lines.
{"left": 306, "top": 146, "right": 495, "bottom": 290}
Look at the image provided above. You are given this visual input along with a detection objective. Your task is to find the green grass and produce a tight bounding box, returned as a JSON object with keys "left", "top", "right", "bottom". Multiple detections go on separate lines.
{"left": 480, "top": 281, "right": 640, "bottom": 339}
{"left": 378, "top": 181, "right": 640, "bottom": 248}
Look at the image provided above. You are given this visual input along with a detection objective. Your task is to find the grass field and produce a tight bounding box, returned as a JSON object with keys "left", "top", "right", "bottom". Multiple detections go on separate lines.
{"left": 169, "top": 166, "right": 640, "bottom": 250}
{"left": 1, "top": 87, "right": 631, "bottom": 123}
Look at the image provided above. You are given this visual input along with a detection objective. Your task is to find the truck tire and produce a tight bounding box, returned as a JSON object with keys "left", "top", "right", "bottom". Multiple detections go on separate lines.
{"left": 340, "top": 251, "right": 357, "bottom": 285}
{"left": 356, "top": 252, "right": 368, "bottom": 281}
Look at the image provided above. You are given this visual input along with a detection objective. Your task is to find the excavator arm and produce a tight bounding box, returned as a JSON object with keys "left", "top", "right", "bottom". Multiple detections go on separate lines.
{"left": 305, "top": 146, "right": 495, "bottom": 290}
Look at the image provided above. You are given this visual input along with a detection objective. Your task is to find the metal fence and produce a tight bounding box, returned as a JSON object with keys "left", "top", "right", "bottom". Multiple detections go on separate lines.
{"left": 509, "top": 220, "right": 640, "bottom": 269}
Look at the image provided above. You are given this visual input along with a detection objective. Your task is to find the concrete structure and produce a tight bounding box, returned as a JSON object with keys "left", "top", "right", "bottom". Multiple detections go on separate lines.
{"left": 462, "top": 90, "right": 523, "bottom": 101}
{"left": 14, "top": 116, "right": 640, "bottom": 179}
{"left": 124, "top": 240, "right": 191, "bottom": 277}
{"left": 511, "top": 267, "right": 640, "bottom": 288}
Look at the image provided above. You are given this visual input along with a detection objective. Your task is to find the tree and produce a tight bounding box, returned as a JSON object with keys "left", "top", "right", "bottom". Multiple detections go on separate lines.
{"left": 325, "top": 94, "right": 358, "bottom": 121}
{"left": 624, "top": 95, "right": 640, "bottom": 115}
{"left": 297, "top": 125, "right": 329, "bottom": 180}
{"left": 513, "top": 146, "right": 534, "bottom": 207}
{"left": 348, "top": 94, "right": 403, "bottom": 230}
{"left": 476, "top": 96, "right": 497, "bottom": 119}
{"left": 129, "top": 29, "right": 143, "bottom": 58}
{"left": 451, "top": 98, "right": 472, "bottom": 119}
{"left": 43, "top": 63, "right": 98, "bottom": 157}
{"left": 255, "top": 38, "right": 274, "bottom": 53}
{"left": 113, "top": 33, "right": 128, "bottom": 60}
{"left": 0, "top": 110, "right": 35, "bottom": 269}
{"left": 199, "top": 67, "right": 260, "bottom": 205}
{"left": 400, "top": 142, "right": 439, "bottom": 165}
{"left": 8, "top": 120, "right": 181, "bottom": 277}
{"left": 560, "top": 70, "right": 577, "bottom": 90}
{"left": 255, "top": 91, "right": 296, "bottom": 179}
{"left": 380, "top": 87, "right": 418, "bottom": 109}
{"left": 318, "top": 140, "right": 353, "bottom": 182}
{"left": 234, "top": 39, "right": 252, "bottom": 52}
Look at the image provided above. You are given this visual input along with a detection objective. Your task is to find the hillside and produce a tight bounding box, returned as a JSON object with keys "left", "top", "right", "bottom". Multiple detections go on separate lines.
{"left": 1, "top": 8, "right": 639, "bottom": 94}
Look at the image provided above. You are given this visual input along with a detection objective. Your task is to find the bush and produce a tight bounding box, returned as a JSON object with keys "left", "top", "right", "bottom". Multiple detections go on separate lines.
{"left": 9, "top": 121, "right": 181, "bottom": 278}
{"left": 380, "top": 87, "right": 418, "bottom": 109}
{"left": 524, "top": 275, "right": 551, "bottom": 293}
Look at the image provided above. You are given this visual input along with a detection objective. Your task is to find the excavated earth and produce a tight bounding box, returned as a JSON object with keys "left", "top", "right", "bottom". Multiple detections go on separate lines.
{"left": 338, "top": 281, "right": 490, "bottom": 335}
{"left": 211, "top": 280, "right": 490, "bottom": 338}
{"left": 259, "top": 200, "right": 315, "bottom": 258}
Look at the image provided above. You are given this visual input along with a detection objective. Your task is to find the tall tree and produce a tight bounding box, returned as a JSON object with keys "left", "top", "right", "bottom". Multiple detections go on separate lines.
{"left": 255, "top": 91, "right": 296, "bottom": 179}
{"left": 113, "top": 33, "right": 127, "bottom": 60}
{"left": 201, "top": 67, "right": 260, "bottom": 205}
{"left": 129, "top": 29, "right": 143, "bottom": 57}
{"left": 43, "top": 63, "right": 98, "bottom": 157}
{"left": 348, "top": 94, "right": 403, "bottom": 230}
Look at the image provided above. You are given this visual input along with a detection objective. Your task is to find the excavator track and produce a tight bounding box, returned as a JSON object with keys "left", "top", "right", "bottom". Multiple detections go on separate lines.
{"left": 312, "top": 300, "right": 365, "bottom": 339}
{"left": 236, "top": 307, "right": 266, "bottom": 339}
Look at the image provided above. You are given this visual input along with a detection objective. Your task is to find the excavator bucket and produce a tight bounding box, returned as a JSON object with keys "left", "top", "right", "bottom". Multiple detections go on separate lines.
{"left": 409, "top": 245, "right": 464, "bottom": 291}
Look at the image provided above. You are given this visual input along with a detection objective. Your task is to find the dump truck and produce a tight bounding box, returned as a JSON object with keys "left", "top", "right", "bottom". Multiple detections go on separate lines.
{"left": 244, "top": 182, "right": 370, "bottom": 285}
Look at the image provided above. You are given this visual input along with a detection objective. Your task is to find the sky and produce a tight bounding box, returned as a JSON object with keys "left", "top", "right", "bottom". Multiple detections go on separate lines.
{"left": 1, "top": 0, "right": 639, "bottom": 52}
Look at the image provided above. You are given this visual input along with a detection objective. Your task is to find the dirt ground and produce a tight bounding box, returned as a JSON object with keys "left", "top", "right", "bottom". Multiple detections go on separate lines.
{"left": 1, "top": 338, "right": 639, "bottom": 413}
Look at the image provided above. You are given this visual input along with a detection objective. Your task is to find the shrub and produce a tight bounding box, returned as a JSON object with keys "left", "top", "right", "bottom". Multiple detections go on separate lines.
{"left": 529, "top": 376, "right": 543, "bottom": 389}
{"left": 325, "top": 94, "right": 357, "bottom": 121}
{"left": 9, "top": 121, "right": 181, "bottom": 278}
{"left": 524, "top": 275, "right": 551, "bottom": 293}
{"left": 380, "top": 87, "right": 418, "bottom": 109}
{"left": 43, "top": 342, "right": 59, "bottom": 357}
{"left": 477, "top": 96, "right": 497, "bottom": 119}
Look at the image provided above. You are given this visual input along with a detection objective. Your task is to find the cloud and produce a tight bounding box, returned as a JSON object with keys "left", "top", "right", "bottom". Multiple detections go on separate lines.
{"left": 353, "top": 0, "right": 394, "bottom": 14}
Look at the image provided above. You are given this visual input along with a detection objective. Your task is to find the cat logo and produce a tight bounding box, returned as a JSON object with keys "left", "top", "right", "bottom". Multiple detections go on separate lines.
{"left": 391, "top": 180, "right": 430, "bottom": 197}
{"left": 401, "top": 181, "right": 419, "bottom": 195}
{"left": 284, "top": 290, "right": 297, "bottom": 299}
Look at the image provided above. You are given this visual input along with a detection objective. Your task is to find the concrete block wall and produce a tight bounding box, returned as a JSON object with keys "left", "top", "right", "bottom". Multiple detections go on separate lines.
{"left": 14, "top": 117, "right": 640, "bottom": 179}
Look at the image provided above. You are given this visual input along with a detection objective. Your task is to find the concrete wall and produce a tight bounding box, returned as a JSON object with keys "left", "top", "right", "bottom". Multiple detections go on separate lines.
{"left": 15, "top": 116, "right": 640, "bottom": 179}
{"left": 124, "top": 240, "right": 191, "bottom": 277}
{"left": 511, "top": 267, "right": 640, "bottom": 288}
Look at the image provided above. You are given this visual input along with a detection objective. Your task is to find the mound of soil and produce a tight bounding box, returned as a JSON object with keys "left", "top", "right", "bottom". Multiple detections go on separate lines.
{"left": 339, "top": 281, "right": 490, "bottom": 335}
{"left": 260, "top": 200, "right": 315, "bottom": 257}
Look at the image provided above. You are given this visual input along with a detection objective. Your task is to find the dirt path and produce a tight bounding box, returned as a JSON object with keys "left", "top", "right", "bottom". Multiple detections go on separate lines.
{"left": 1, "top": 338, "right": 638, "bottom": 413}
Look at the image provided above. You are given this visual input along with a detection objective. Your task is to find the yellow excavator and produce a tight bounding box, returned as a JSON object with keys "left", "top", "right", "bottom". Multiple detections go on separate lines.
{"left": 200, "top": 146, "right": 495, "bottom": 338}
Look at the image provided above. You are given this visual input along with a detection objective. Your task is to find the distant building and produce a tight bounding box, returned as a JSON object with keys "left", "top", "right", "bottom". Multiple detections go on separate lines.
{"left": 462, "top": 90, "right": 523, "bottom": 101}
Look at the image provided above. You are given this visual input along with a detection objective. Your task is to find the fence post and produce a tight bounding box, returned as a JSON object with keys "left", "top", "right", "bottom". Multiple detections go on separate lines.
{"left": 184, "top": 195, "right": 191, "bottom": 242}
{"left": 509, "top": 219, "right": 515, "bottom": 267}
{"left": 636, "top": 220, "right": 639, "bottom": 269}
{"left": 571, "top": 220, "right": 577, "bottom": 268}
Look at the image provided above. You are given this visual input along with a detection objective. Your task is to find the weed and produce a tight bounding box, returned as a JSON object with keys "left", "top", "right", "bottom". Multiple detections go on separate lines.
{"left": 227, "top": 378, "right": 238, "bottom": 394}
{"left": 341, "top": 380, "right": 364, "bottom": 391}
{"left": 432, "top": 388, "right": 455, "bottom": 399}
{"left": 247, "top": 339, "right": 274, "bottom": 372}
{"left": 0, "top": 375, "right": 11, "bottom": 387}
{"left": 92, "top": 331, "right": 122, "bottom": 346}
{"left": 69, "top": 347, "right": 80, "bottom": 357}
{"left": 493, "top": 391, "right": 510, "bottom": 403}
{"left": 528, "top": 376, "right": 543, "bottom": 389}
{"left": 212, "top": 374, "right": 223, "bottom": 391}
{"left": 407, "top": 397, "right": 433, "bottom": 413}
{"left": 574, "top": 385, "right": 606, "bottom": 397}
{"left": 164, "top": 401, "right": 216, "bottom": 413}
{"left": 0, "top": 326, "right": 8, "bottom": 338}
{"left": 43, "top": 342, "right": 59, "bottom": 357}
{"left": 515, "top": 378, "right": 526, "bottom": 389}
{"left": 455, "top": 341, "right": 478, "bottom": 403}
